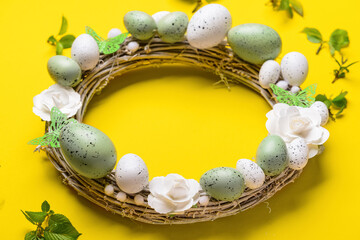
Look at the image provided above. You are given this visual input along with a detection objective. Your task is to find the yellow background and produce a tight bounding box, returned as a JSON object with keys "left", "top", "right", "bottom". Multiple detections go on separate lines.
{"left": 1, "top": 0, "right": 359, "bottom": 239}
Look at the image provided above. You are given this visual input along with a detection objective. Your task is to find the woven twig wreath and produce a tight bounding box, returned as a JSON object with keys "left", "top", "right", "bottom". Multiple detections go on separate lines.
{"left": 44, "top": 37, "right": 302, "bottom": 224}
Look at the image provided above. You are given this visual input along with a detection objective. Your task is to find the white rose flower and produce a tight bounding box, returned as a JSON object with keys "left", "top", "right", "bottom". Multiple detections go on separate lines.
{"left": 148, "top": 174, "right": 201, "bottom": 214}
{"left": 266, "top": 103, "right": 330, "bottom": 158}
{"left": 33, "top": 84, "right": 82, "bottom": 121}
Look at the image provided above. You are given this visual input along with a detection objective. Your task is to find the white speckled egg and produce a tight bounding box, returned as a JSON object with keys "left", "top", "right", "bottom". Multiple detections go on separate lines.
{"left": 236, "top": 159, "right": 265, "bottom": 189}
{"left": 115, "top": 153, "right": 149, "bottom": 194}
{"left": 71, "top": 34, "right": 99, "bottom": 71}
{"left": 310, "top": 101, "right": 329, "bottom": 126}
{"left": 287, "top": 138, "right": 309, "bottom": 170}
{"left": 281, "top": 52, "right": 308, "bottom": 86}
{"left": 107, "top": 28, "right": 122, "bottom": 39}
{"left": 259, "top": 60, "right": 281, "bottom": 88}
{"left": 152, "top": 11, "right": 170, "bottom": 24}
{"left": 276, "top": 80, "right": 289, "bottom": 90}
{"left": 187, "top": 4, "right": 232, "bottom": 49}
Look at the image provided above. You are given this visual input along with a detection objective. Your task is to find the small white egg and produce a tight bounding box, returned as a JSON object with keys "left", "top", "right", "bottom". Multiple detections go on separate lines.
{"left": 115, "top": 153, "right": 149, "bottom": 194}
{"left": 104, "top": 184, "right": 115, "bottom": 196}
{"left": 199, "top": 195, "right": 210, "bottom": 206}
{"left": 291, "top": 86, "right": 300, "bottom": 94}
{"left": 276, "top": 80, "right": 289, "bottom": 90}
{"left": 281, "top": 52, "right": 308, "bottom": 86}
{"left": 259, "top": 60, "right": 281, "bottom": 88}
{"left": 107, "top": 28, "right": 122, "bottom": 39}
{"left": 287, "top": 138, "right": 309, "bottom": 170}
{"left": 126, "top": 41, "right": 140, "bottom": 53}
{"left": 134, "top": 194, "right": 144, "bottom": 205}
{"left": 236, "top": 159, "right": 265, "bottom": 189}
{"left": 187, "top": 4, "right": 232, "bottom": 49}
{"left": 116, "top": 192, "right": 127, "bottom": 202}
{"left": 310, "top": 101, "right": 329, "bottom": 126}
{"left": 71, "top": 34, "right": 99, "bottom": 71}
{"left": 152, "top": 11, "right": 171, "bottom": 24}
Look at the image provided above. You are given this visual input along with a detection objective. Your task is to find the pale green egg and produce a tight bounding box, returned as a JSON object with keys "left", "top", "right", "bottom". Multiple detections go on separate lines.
{"left": 256, "top": 135, "right": 288, "bottom": 176}
{"left": 124, "top": 11, "right": 157, "bottom": 40}
{"left": 47, "top": 55, "right": 81, "bottom": 87}
{"left": 228, "top": 23, "right": 282, "bottom": 65}
{"left": 157, "top": 11, "right": 188, "bottom": 43}
{"left": 59, "top": 123, "right": 117, "bottom": 179}
{"left": 200, "top": 167, "right": 245, "bottom": 201}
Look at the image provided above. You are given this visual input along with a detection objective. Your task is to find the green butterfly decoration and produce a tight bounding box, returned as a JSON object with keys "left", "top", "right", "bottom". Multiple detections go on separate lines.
{"left": 85, "top": 26, "right": 129, "bottom": 54}
{"left": 28, "top": 107, "right": 78, "bottom": 148}
{"left": 270, "top": 83, "right": 317, "bottom": 108}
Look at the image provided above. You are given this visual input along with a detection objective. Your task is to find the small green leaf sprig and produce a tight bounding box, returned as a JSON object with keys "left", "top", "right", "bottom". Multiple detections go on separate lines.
{"left": 22, "top": 201, "right": 81, "bottom": 240}
{"left": 47, "top": 16, "right": 76, "bottom": 55}
{"left": 315, "top": 91, "right": 348, "bottom": 121}
{"left": 332, "top": 56, "right": 358, "bottom": 83}
{"left": 302, "top": 28, "right": 357, "bottom": 84}
{"left": 302, "top": 28, "right": 349, "bottom": 56}
{"left": 269, "top": 0, "right": 304, "bottom": 18}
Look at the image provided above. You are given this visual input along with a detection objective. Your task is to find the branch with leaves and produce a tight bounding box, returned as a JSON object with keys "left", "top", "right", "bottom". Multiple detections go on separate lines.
{"left": 47, "top": 16, "right": 76, "bottom": 55}
{"left": 22, "top": 201, "right": 81, "bottom": 240}
{"left": 302, "top": 28, "right": 357, "bottom": 84}
{"left": 269, "top": 0, "right": 303, "bottom": 18}
{"left": 316, "top": 91, "right": 348, "bottom": 121}
{"left": 333, "top": 57, "right": 358, "bottom": 83}
{"left": 302, "top": 28, "right": 349, "bottom": 56}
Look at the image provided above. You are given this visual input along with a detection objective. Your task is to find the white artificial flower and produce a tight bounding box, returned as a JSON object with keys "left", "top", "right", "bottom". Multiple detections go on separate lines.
{"left": 148, "top": 174, "right": 201, "bottom": 214}
{"left": 266, "top": 103, "right": 330, "bottom": 158}
{"left": 33, "top": 84, "right": 82, "bottom": 121}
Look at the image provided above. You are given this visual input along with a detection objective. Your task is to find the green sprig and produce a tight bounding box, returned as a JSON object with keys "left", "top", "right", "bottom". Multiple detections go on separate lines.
{"left": 270, "top": 0, "right": 304, "bottom": 18}
{"left": 333, "top": 56, "right": 358, "bottom": 83}
{"left": 47, "top": 16, "right": 76, "bottom": 55}
{"left": 302, "top": 28, "right": 349, "bottom": 56}
{"left": 315, "top": 91, "right": 348, "bottom": 121}
{"left": 22, "top": 201, "right": 81, "bottom": 240}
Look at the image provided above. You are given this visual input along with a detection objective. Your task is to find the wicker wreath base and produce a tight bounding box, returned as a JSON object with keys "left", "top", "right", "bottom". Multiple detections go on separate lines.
{"left": 45, "top": 37, "right": 302, "bottom": 224}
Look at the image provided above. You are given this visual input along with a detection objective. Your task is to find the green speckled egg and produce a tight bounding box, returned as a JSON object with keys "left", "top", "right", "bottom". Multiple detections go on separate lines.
{"left": 157, "top": 11, "right": 188, "bottom": 43}
{"left": 256, "top": 135, "right": 288, "bottom": 176}
{"left": 47, "top": 55, "right": 82, "bottom": 87}
{"left": 59, "top": 123, "right": 117, "bottom": 179}
{"left": 124, "top": 11, "right": 157, "bottom": 40}
{"left": 228, "top": 23, "right": 282, "bottom": 65}
{"left": 200, "top": 167, "right": 245, "bottom": 201}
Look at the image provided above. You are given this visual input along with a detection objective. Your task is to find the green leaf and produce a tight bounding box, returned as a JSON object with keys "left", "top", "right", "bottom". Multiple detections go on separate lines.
{"left": 302, "top": 28, "right": 322, "bottom": 43}
{"left": 287, "top": 6, "right": 294, "bottom": 18}
{"left": 58, "top": 16, "right": 68, "bottom": 35}
{"left": 22, "top": 210, "right": 36, "bottom": 225}
{"left": 290, "top": 0, "right": 303, "bottom": 16}
{"left": 47, "top": 36, "right": 57, "bottom": 46}
{"left": 25, "top": 211, "right": 47, "bottom": 224}
{"left": 279, "top": 0, "right": 290, "bottom": 10}
{"left": 25, "top": 231, "right": 38, "bottom": 240}
{"left": 45, "top": 214, "right": 81, "bottom": 240}
{"left": 56, "top": 42, "right": 64, "bottom": 55}
{"left": 59, "top": 35, "right": 76, "bottom": 49}
{"left": 332, "top": 91, "right": 348, "bottom": 108}
{"left": 41, "top": 201, "right": 50, "bottom": 213}
{"left": 329, "top": 29, "right": 350, "bottom": 55}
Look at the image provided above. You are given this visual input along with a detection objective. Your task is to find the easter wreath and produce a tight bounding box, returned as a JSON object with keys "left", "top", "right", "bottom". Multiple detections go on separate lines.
{"left": 30, "top": 4, "right": 330, "bottom": 224}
